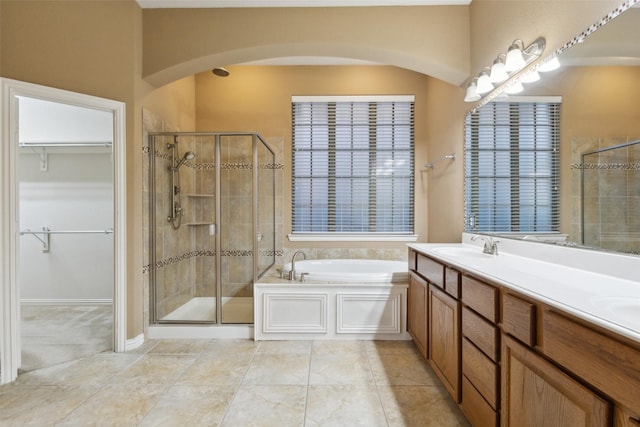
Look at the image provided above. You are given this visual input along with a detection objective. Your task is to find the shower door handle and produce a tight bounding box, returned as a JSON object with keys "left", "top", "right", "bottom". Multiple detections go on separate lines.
{"left": 257, "top": 232, "right": 263, "bottom": 241}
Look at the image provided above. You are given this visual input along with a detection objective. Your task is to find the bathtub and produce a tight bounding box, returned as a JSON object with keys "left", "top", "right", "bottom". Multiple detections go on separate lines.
{"left": 255, "top": 259, "right": 410, "bottom": 341}
{"left": 282, "top": 259, "right": 408, "bottom": 283}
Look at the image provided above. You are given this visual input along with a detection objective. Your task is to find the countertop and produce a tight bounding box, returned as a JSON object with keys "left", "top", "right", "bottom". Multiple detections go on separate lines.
{"left": 408, "top": 240, "right": 640, "bottom": 344}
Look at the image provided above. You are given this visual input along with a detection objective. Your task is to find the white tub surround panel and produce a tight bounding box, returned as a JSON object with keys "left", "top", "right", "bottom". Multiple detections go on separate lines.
{"left": 254, "top": 278, "right": 410, "bottom": 341}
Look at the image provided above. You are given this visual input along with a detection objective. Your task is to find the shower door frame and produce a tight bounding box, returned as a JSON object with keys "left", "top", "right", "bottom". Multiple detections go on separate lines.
{"left": 148, "top": 132, "right": 276, "bottom": 325}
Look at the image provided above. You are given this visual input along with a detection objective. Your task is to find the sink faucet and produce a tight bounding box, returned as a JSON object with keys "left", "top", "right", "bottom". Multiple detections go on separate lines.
{"left": 288, "top": 250, "right": 307, "bottom": 280}
{"left": 471, "top": 235, "right": 499, "bottom": 255}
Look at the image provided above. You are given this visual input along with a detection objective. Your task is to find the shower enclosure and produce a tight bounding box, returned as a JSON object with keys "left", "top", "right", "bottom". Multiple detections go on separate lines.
{"left": 581, "top": 139, "right": 640, "bottom": 254}
{"left": 148, "top": 132, "right": 276, "bottom": 324}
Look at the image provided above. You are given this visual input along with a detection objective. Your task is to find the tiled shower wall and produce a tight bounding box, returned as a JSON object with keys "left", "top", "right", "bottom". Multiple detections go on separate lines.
{"left": 143, "top": 111, "right": 212, "bottom": 322}
{"left": 572, "top": 137, "right": 640, "bottom": 255}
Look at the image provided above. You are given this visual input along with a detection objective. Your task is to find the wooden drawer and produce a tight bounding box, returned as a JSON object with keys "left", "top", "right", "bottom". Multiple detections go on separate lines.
{"left": 542, "top": 310, "right": 640, "bottom": 414}
{"left": 502, "top": 293, "right": 536, "bottom": 347}
{"left": 417, "top": 253, "right": 444, "bottom": 288}
{"left": 616, "top": 406, "right": 640, "bottom": 427}
{"left": 408, "top": 249, "right": 417, "bottom": 272}
{"left": 445, "top": 267, "right": 460, "bottom": 299}
{"left": 461, "top": 275, "right": 499, "bottom": 323}
{"left": 461, "top": 375, "right": 498, "bottom": 427}
{"left": 462, "top": 338, "right": 498, "bottom": 409}
{"left": 462, "top": 307, "right": 498, "bottom": 362}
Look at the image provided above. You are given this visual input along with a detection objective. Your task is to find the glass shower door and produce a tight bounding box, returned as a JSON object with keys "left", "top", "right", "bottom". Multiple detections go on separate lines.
{"left": 257, "top": 136, "right": 276, "bottom": 278}
{"left": 149, "top": 134, "right": 217, "bottom": 323}
{"left": 219, "top": 134, "right": 254, "bottom": 323}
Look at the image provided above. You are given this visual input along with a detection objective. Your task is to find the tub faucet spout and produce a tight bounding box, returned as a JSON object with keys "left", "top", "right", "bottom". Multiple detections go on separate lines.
{"left": 289, "top": 250, "right": 307, "bottom": 281}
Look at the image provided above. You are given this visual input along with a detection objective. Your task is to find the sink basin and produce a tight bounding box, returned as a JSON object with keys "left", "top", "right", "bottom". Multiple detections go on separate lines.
{"left": 431, "top": 246, "right": 493, "bottom": 259}
{"left": 589, "top": 296, "right": 640, "bottom": 330}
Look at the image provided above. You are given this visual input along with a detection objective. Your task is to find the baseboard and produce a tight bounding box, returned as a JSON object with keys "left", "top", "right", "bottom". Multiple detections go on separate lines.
{"left": 125, "top": 333, "right": 145, "bottom": 352}
{"left": 20, "top": 299, "right": 113, "bottom": 306}
{"left": 147, "top": 325, "right": 254, "bottom": 340}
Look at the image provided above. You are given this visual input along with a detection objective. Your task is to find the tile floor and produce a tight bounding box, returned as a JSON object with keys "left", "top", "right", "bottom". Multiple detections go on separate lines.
{"left": 20, "top": 305, "right": 113, "bottom": 372}
{"left": 0, "top": 339, "right": 470, "bottom": 426}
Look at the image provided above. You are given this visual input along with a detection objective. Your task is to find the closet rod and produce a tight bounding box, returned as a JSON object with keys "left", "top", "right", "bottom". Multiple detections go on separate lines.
{"left": 19, "top": 142, "right": 112, "bottom": 148}
{"left": 19, "top": 228, "right": 114, "bottom": 235}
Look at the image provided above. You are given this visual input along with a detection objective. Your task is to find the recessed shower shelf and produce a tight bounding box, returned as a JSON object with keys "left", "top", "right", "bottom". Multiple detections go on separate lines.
{"left": 186, "top": 222, "right": 215, "bottom": 226}
{"left": 187, "top": 194, "right": 214, "bottom": 198}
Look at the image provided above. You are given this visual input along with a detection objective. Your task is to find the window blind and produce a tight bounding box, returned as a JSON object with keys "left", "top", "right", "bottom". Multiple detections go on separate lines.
{"left": 464, "top": 100, "right": 560, "bottom": 233}
{"left": 292, "top": 96, "right": 415, "bottom": 234}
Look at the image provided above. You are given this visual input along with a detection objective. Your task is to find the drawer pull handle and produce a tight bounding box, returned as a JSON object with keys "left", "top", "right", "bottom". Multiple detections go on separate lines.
{"left": 629, "top": 417, "right": 640, "bottom": 427}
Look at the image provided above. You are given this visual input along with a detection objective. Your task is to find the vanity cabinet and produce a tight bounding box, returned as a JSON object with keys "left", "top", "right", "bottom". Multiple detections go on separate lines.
{"left": 408, "top": 271, "right": 428, "bottom": 358}
{"left": 408, "top": 246, "right": 640, "bottom": 427}
{"left": 541, "top": 310, "right": 640, "bottom": 427}
{"left": 409, "top": 252, "right": 460, "bottom": 401}
{"left": 461, "top": 275, "right": 500, "bottom": 427}
{"left": 502, "top": 334, "right": 611, "bottom": 427}
{"left": 429, "top": 283, "right": 460, "bottom": 402}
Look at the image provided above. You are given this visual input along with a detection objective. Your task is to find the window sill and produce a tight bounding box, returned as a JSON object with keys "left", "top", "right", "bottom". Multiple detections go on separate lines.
{"left": 287, "top": 233, "right": 419, "bottom": 242}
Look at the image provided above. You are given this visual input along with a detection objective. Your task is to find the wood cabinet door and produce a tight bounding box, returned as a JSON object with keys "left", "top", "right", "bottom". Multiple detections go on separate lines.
{"left": 429, "top": 285, "right": 460, "bottom": 402}
{"left": 408, "top": 271, "right": 428, "bottom": 358}
{"left": 501, "top": 335, "right": 611, "bottom": 427}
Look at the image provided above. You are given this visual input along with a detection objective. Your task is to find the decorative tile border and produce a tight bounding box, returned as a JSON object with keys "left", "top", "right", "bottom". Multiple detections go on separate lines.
{"left": 142, "top": 147, "right": 283, "bottom": 171}
{"left": 143, "top": 250, "right": 216, "bottom": 273}
{"left": 572, "top": 163, "right": 640, "bottom": 170}
{"left": 143, "top": 249, "right": 283, "bottom": 273}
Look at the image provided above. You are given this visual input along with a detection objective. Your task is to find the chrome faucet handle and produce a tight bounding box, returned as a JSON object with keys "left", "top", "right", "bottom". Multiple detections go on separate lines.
{"left": 299, "top": 272, "right": 308, "bottom": 282}
{"left": 471, "top": 235, "right": 499, "bottom": 255}
{"left": 491, "top": 240, "right": 499, "bottom": 255}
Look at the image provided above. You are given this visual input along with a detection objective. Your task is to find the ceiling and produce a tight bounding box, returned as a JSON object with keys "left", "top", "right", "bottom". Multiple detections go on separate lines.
{"left": 136, "top": 0, "right": 470, "bottom": 8}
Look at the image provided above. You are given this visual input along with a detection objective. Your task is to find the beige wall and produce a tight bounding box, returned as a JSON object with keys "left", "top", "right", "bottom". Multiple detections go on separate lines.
{"left": 1, "top": 0, "right": 628, "bottom": 340}
{"left": 468, "top": 1, "right": 623, "bottom": 78}
{"left": 1, "top": 0, "right": 145, "bottom": 338}
{"left": 142, "top": 6, "right": 471, "bottom": 87}
{"left": 194, "top": 65, "right": 465, "bottom": 249}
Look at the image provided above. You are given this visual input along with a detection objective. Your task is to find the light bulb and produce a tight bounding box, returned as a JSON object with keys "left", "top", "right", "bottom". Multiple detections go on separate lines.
{"left": 505, "top": 82, "right": 524, "bottom": 94}
{"left": 476, "top": 71, "right": 494, "bottom": 94}
{"left": 464, "top": 80, "right": 481, "bottom": 102}
{"left": 521, "top": 70, "right": 540, "bottom": 83}
{"left": 489, "top": 59, "right": 509, "bottom": 83}
{"left": 505, "top": 43, "right": 526, "bottom": 73}
{"left": 538, "top": 56, "right": 561, "bottom": 72}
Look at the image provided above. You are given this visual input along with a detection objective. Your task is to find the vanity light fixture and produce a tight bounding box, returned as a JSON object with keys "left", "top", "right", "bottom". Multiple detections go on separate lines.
{"left": 538, "top": 56, "right": 561, "bottom": 72}
{"left": 521, "top": 70, "right": 540, "bottom": 83}
{"left": 504, "top": 81, "right": 524, "bottom": 95}
{"left": 489, "top": 54, "right": 509, "bottom": 83}
{"left": 504, "top": 38, "right": 546, "bottom": 73}
{"left": 476, "top": 69, "right": 494, "bottom": 94}
{"left": 464, "top": 36, "right": 546, "bottom": 102}
{"left": 464, "top": 79, "right": 481, "bottom": 102}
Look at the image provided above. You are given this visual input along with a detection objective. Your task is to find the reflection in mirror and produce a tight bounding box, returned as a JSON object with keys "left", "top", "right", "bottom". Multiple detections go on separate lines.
{"left": 465, "top": 3, "right": 640, "bottom": 256}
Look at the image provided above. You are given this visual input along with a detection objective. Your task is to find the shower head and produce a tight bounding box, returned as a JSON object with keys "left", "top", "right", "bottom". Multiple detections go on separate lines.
{"left": 174, "top": 151, "right": 195, "bottom": 169}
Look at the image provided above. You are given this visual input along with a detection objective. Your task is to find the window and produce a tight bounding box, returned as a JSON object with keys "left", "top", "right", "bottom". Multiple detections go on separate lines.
{"left": 291, "top": 96, "right": 414, "bottom": 237}
{"left": 465, "top": 98, "right": 560, "bottom": 233}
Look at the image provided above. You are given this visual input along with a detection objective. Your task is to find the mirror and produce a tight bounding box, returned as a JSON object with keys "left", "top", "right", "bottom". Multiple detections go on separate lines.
{"left": 467, "top": 4, "right": 640, "bottom": 256}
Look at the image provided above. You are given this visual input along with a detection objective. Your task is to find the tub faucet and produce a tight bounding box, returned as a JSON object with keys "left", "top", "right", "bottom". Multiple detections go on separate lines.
{"left": 471, "top": 235, "right": 499, "bottom": 255}
{"left": 288, "top": 250, "right": 307, "bottom": 281}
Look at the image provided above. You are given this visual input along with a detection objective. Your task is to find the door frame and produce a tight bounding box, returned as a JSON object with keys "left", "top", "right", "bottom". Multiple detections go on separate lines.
{"left": 0, "top": 78, "right": 127, "bottom": 384}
